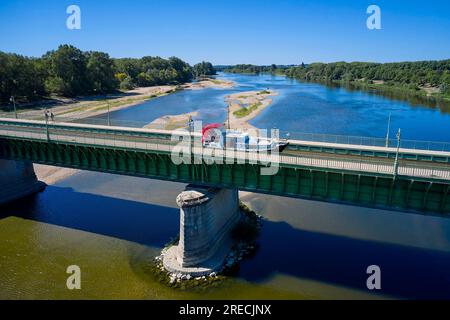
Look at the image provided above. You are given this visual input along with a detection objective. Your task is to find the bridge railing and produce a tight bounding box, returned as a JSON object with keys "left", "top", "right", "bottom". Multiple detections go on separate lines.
{"left": 280, "top": 130, "right": 450, "bottom": 152}
{"left": 0, "top": 114, "right": 168, "bottom": 130}
{"left": 1, "top": 114, "right": 450, "bottom": 152}
{"left": 1, "top": 122, "right": 450, "bottom": 181}
{"left": 280, "top": 153, "right": 450, "bottom": 180}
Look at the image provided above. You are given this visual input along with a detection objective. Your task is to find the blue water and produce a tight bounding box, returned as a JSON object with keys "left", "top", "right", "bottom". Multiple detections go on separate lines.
{"left": 3, "top": 72, "right": 450, "bottom": 299}
{"left": 97, "top": 87, "right": 232, "bottom": 126}
{"left": 100, "top": 73, "right": 450, "bottom": 143}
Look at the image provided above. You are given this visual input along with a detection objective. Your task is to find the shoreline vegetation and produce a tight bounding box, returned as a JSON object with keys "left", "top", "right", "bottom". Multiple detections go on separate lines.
{"left": 226, "top": 90, "right": 277, "bottom": 129}
{"left": 0, "top": 77, "right": 235, "bottom": 121}
{"left": 0, "top": 44, "right": 217, "bottom": 106}
{"left": 220, "top": 60, "right": 450, "bottom": 108}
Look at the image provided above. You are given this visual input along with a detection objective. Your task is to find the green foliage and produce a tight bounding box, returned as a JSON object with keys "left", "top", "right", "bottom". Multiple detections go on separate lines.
{"left": 223, "top": 64, "right": 291, "bottom": 74}
{"left": 225, "top": 64, "right": 267, "bottom": 74}
{"left": 284, "top": 60, "right": 450, "bottom": 93}
{"left": 233, "top": 102, "right": 261, "bottom": 118}
{"left": 0, "top": 52, "right": 46, "bottom": 102}
{"left": 440, "top": 83, "right": 450, "bottom": 94}
{"left": 114, "top": 72, "right": 127, "bottom": 83}
{"left": 114, "top": 56, "right": 193, "bottom": 88}
{"left": 43, "top": 45, "right": 90, "bottom": 96}
{"left": 86, "top": 51, "right": 119, "bottom": 94}
{"left": 0, "top": 45, "right": 197, "bottom": 103}
{"left": 119, "top": 76, "right": 134, "bottom": 90}
{"left": 193, "top": 61, "right": 216, "bottom": 77}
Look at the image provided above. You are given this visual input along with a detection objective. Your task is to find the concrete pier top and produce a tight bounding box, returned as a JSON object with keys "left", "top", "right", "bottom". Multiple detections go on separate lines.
{"left": 175, "top": 186, "right": 218, "bottom": 208}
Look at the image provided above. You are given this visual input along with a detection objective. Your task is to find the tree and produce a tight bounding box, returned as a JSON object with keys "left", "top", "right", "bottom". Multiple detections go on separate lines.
{"left": 115, "top": 72, "right": 127, "bottom": 83}
{"left": 86, "top": 51, "right": 118, "bottom": 94}
{"left": 119, "top": 76, "right": 135, "bottom": 90}
{"left": 0, "top": 52, "right": 46, "bottom": 103}
{"left": 43, "top": 44, "right": 89, "bottom": 96}
{"left": 193, "top": 61, "right": 216, "bottom": 77}
{"left": 169, "top": 56, "right": 194, "bottom": 82}
{"left": 0, "top": 45, "right": 196, "bottom": 102}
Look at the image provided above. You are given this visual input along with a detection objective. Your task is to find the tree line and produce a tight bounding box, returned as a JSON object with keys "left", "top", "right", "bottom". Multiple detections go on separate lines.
{"left": 221, "top": 60, "right": 450, "bottom": 97}
{"left": 222, "top": 64, "right": 295, "bottom": 74}
{"left": 284, "top": 60, "right": 450, "bottom": 95}
{"left": 0, "top": 44, "right": 216, "bottom": 103}
{"left": 193, "top": 61, "right": 216, "bottom": 77}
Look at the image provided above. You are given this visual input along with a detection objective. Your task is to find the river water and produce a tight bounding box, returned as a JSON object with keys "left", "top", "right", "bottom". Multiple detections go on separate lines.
{"left": 1, "top": 73, "right": 450, "bottom": 299}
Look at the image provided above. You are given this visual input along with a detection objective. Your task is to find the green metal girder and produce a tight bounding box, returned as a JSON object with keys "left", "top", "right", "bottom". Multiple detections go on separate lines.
{"left": 0, "top": 137, "right": 449, "bottom": 215}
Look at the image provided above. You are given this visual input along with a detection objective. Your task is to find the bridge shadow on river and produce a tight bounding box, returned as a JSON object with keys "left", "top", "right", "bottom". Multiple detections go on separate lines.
{"left": 1, "top": 186, "right": 450, "bottom": 299}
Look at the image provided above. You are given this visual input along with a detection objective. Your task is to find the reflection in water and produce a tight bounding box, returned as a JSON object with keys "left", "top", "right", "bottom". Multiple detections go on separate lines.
{"left": 321, "top": 80, "right": 450, "bottom": 114}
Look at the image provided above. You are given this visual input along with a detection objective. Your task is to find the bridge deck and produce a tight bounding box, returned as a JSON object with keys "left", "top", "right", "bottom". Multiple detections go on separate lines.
{"left": 0, "top": 118, "right": 449, "bottom": 182}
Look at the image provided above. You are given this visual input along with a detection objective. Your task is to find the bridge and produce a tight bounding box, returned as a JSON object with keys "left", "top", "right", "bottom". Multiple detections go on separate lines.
{"left": 0, "top": 117, "right": 449, "bottom": 275}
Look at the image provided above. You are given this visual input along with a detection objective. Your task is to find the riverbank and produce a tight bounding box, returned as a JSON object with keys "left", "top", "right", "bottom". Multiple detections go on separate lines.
{"left": 29, "top": 78, "right": 235, "bottom": 184}
{"left": 5, "top": 72, "right": 450, "bottom": 300}
{"left": 33, "top": 164, "right": 78, "bottom": 185}
{"left": 341, "top": 80, "right": 450, "bottom": 104}
{"left": 226, "top": 90, "right": 278, "bottom": 130}
{"left": 146, "top": 89, "right": 278, "bottom": 131}
{"left": 183, "top": 78, "right": 235, "bottom": 90}
{"left": 281, "top": 76, "right": 450, "bottom": 109}
{"left": 145, "top": 111, "right": 199, "bottom": 130}
{"left": 0, "top": 78, "right": 234, "bottom": 121}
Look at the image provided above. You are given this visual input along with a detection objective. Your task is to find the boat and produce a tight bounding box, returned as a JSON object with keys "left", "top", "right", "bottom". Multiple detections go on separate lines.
{"left": 202, "top": 123, "right": 289, "bottom": 152}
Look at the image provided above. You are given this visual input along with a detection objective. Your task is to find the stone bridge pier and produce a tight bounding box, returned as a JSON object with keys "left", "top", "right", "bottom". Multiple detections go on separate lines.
{"left": 0, "top": 160, "right": 46, "bottom": 205}
{"left": 163, "top": 185, "right": 241, "bottom": 276}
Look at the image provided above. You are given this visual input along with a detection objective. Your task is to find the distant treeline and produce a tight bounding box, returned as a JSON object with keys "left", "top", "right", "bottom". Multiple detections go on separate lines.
{"left": 0, "top": 45, "right": 216, "bottom": 103}
{"left": 285, "top": 61, "right": 450, "bottom": 94}
{"left": 220, "top": 60, "right": 450, "bottom": 98}
{"left": 220, "top": 64, "right": 296, "bottom": 74}
{"left": 193, "top": 61, "right": 216, "bottom": 77}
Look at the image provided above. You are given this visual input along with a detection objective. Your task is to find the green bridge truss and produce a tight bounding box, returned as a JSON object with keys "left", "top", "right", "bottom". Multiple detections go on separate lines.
{"left": 0, "top": 136, "right": 448, "bottom": 215}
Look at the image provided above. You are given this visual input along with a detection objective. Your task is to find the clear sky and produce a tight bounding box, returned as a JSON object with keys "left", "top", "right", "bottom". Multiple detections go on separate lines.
{"left": 0, "top": 0, "right": 449, "bottom": 65}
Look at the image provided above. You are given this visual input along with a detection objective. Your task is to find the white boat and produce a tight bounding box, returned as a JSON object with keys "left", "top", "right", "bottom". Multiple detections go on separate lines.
{"left": 202, "top": 124, "right": 289, "bottom": 152}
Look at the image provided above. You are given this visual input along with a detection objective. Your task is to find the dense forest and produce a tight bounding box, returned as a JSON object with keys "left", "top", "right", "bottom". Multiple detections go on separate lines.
{"left": 284, "top": 61, "right": 450, "bottom": 96}
{"left": 222, "top": 64, "right": 294, "bottom": 74}
{"left": 0, "top": 45, "right": 216, "bottom": 103}
{"left": 193, "top": 61, "right": 216, "bottom": 77}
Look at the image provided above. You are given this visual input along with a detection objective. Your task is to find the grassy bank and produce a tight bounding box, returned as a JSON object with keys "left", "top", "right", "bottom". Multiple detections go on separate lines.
{"left": 233, "top": 102, "right": 262, "bottom": 118}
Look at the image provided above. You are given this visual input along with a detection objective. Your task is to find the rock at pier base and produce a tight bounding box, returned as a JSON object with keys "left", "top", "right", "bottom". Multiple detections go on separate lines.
{"left": 163, "top": 237, "right": 234, "bottom": 277}
{"left": 163, "top": 186, "right": 240, "bottom": 277}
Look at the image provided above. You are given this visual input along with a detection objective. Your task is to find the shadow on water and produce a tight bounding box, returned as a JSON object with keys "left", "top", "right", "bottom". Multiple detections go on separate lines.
{"left": 2, "top": 186, "right": 450, "bottom": 299}
{"left": 0, "top": 186, "right": 179, "bottom": 248}
{"left": 238, "top": 219, "right": 450, "bottom": 300}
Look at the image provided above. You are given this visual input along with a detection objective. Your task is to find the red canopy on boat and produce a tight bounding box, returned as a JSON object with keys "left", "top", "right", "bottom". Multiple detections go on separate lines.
{"left": 202, "top": 123, "right": 224, "bottom": 143}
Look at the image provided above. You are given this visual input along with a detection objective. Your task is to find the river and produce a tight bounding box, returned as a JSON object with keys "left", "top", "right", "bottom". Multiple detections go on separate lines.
{"left": 1, "top": 73, "right": 450, "bottom": 299}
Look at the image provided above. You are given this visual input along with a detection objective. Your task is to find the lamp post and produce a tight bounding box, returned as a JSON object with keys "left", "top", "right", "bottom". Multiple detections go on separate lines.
{"left": 187, "top": 116, "right": 194, "bottom": 162}
{"left": 227, "top": 103, "right": 231, "bottom": 129}
{"left": 107, "top": 100, "right": 111, "bottom": 126}
{"left": 10, "top": 96, "right": 17, "bottom": 119}
{"left": 385, "top": 112, "right": 391, "bottom": 148}
{"left": 45, "top": 113, "right": 50, "bottom": 141}
{"left": 393, "top": 128, "right": 401, "bottom": 177}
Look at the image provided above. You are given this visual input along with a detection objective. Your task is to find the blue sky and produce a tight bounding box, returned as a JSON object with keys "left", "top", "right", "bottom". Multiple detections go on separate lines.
{"left": 0, "top": 0, "right": 449, "bottom": 65}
